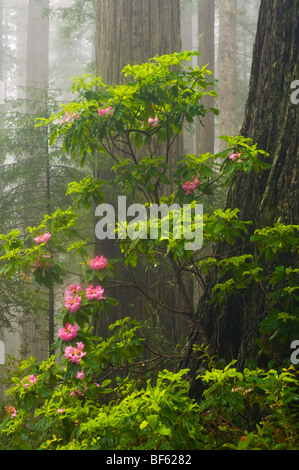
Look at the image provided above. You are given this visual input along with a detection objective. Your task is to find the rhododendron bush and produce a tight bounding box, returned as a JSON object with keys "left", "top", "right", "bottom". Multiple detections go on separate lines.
{"left": 0, "top": 52, "right": 298, "bottom": 450}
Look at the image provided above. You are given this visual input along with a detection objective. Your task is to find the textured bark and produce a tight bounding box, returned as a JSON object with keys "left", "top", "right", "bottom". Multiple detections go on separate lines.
{"left": 223, "top": 0, "right": 299, "bottom": 366}
{"left": 196, "top": 0, "right": 215, "bottom": 154}
{"left": 21, "top": 0, "right": 50, "bottom": 361}
{"left": 96, "top": 0, "right": 181, "bottom": 85}
{"left": 218, "top": 0, "right": 237, "bottom": 149}
{"left": 183, "top": 0, "right": 299, "bottom": 384}
{"left": 94, "top": 1, "right": 190, "bottom": 344}
{"left": 230, "top": 0, "right": 299, "bottom": 227}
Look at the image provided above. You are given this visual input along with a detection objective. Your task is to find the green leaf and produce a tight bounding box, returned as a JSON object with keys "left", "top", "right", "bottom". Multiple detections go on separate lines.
{"left": 140, "top": 420, "right": 148, "bottom": 430}
{"left": 147, "top": 414, "right": 159, "bottom": 429}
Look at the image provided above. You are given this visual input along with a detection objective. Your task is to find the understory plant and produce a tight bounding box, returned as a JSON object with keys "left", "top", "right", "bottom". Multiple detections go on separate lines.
{"left": 0, "top": 252, "right": 298, "bottom": 450}
{"left": 0, "top": 51, "right": 298, "bottom": 450}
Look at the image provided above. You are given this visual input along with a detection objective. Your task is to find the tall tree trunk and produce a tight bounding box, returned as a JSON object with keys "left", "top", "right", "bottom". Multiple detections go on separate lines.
{"left": 218, "top": 0, "right": 237, "bottom": 150}
{"left": 231, "top": 0, "right": 299, "bottom": 227}
{"left": 22, "top": 0, "right": 51, "bottom": 361}
{"left": 180, "top": 3, "right": 197, "bottom": 154}
{"left": 16, "top": 0, "right": 28, "bottom": 101}
{"left": 26, "top": 0, "right": 49, "bottom": 101}
{"left": 94, "top": 0, "right": 189, "bottom": 344}
{"left": 95, "top": 0, "right": 181, "bottom": 85}
{"left": 197, "top": 0, "right": 215, "bottom": 154}
{"left": 183, "top": 0, "right": 299, "bottom": 386}
{"left": 223, "top": 0, "right": 299, "bottom": 366}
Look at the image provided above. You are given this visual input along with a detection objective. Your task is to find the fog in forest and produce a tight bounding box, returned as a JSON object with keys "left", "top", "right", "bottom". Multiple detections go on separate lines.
{"left": 0, "top": 0, "right": 260, "bottom": 363}
{"left": 1, "top": 0, "right": 299, "bottom": 452}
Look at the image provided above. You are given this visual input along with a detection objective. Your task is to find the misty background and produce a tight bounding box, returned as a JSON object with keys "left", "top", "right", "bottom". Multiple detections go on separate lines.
{"left": 0, "top": 0, "right": 260, "bottom": 363}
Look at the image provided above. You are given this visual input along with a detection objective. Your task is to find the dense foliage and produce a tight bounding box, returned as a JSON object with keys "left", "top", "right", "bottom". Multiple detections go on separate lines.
{"left": 0, "top": 52, "right": 298, "bottom": 450}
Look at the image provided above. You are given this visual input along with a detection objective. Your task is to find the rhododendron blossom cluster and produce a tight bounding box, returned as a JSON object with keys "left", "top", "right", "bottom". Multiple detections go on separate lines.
{"left": 97, "top": 106, "right": 113, "bottom": 116}
{"left": 64, "top": 342, "right": 86, "bottom": 364}
{"left": 64, "top": 269, "right": 106, "bottom": 314}
{"left": 148, "top": 116, "right": 159, "bottom": 126}
{"left": 65, "top": 292, "right": 81, "bottom": 313}
{"left": 22, "top": 374, "right": 37, "bottom": 388}
{"left": 33, "top": 254, "right": 52, "bottom": 268}
{"left": 6, "top": 405, "right": 17, "bottom": 419}
{"left": 33, "top": 232, "right": 51, "bottom": 244}
{"left": 229, "top": 152, "right": 242, "bottom": 162}
{"left": 89, "top": 255, "right": 108, "bottom": 270}
{"left": 85, "top": 285, "right": 105, "bottom": 301}
{"left": 58, "top": 323, "right": 78, "bottom": 341}
{"left": 182, "top": 176, "right": 200, "bottom": 195}
{"left": 64, "top": 284, "right": 82, "bottom": 313}
{"left": 68, "top": 284, "right": 82, "bottom": 293}
{"left": 59, "top": 111, "right": 79, "bottom": 124}
{"left": 70, "top": 383, "right": 88, "bottom": 397}
{"left": 76, "top": 371, "right": 85, "bottom": 381}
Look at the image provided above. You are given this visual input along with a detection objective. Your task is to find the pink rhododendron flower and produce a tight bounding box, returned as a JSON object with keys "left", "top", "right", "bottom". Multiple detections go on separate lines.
{"left": 33, "top": 232, "right": 51, "bottom": 244}
{"left": 65, "top": 293, "right": 81, "bottom": 313}
{"left": 65, "top": 342, "right": 86, "bottom": 364}
{"left": 76, "top": 371, "right": 85, "bottom": 380}
{"left": 182, "top": 176, "right": 200, "bottom": 195}
{"left": 229, "top": 152, "right": 242, "bottom": 161}
{"left": 22, "top": 374, "right": 37, "bottom": 388}
{"left": 148, "top": 116, "right": 159, "bottom": 126}
{"left": 59, "top": 111, "right": 79, "bottom": 124}
{"left": 70, "top": 388, "right": 84, "bottom": 397}
{"left": 67, "top": 284, "right": 82, "bottom": 294}
{"left": 70, "top": 383, "right": 88, "bottom": 397}
{"left": 89, "top": 255, "right": 108, "bottom": 270}
{"left": 58, "top": 323, "right": 78, "bottom": 341}
{"left": 7, "top": 405, "right": 17, "bottom": 419}
{"left": 97, "top": 106, "right": 113, "bottom": 116}
{"left": 33, "top": 254, "right": 52, "bottom": 268}
{"left": 64, "top": 285, "right": 82, "bottom": 313}
{"left": 28, "top": 374, "right": 37, "bottom": 384}
{"left": 57, "top": 409, "right": 65, "bottom": 413}
{"left": 85, "top": 285, "right": 105, "bottom": 301}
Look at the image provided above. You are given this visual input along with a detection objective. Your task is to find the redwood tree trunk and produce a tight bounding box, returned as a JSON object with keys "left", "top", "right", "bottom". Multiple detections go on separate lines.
{"left": 22, "top": 0, "right": 51, "bottom": 361}
{"left": 183, "top": 0, "right": 299, "bottom": 383}
{"left": 94, "top": 1, "right": 188, "bottom": 343}
{"left": 96, "top": 0, "right": 181, "bottom": 85}
{"left": 196, "top": 0, "right": 215, "bottom": 154}
{"left": 230, "top": 0, "right": 299, "bottom": 227}
{"left": 218, "top": 0, "right": 237, "bottom": 150}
